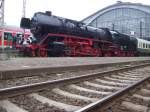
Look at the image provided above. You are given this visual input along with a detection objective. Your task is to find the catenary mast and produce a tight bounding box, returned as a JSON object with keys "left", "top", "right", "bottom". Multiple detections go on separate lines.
{"left": 23, "top": 0, "right": 26, "bottom": 17}
{"left": 0, "top": 0, "right": 4, "bottom": 26}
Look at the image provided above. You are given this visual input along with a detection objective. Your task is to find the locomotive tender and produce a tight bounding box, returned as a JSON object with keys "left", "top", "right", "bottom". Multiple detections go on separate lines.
{"left": 20, "top": 11, "right": 150, "bottom": 57}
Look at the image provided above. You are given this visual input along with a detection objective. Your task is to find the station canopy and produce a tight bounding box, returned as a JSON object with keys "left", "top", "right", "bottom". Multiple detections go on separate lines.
{"left": 82, "top": 2, "right": 150, "bottom": 41}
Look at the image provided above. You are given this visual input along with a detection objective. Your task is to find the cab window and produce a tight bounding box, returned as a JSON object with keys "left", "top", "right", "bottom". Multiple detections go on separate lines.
{"left": 143, "top": 43, "right": 145, "bottom": 48}
{"left": 4, "top": 32, "right": 13, "bottom": 40}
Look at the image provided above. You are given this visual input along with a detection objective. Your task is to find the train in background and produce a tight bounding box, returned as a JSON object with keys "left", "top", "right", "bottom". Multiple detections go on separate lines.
{"left": 0, "top": 25, "right": 30, "bottom": 49}
{"left": 20, "top": 11, "right": 150, "bottom": 57}
{"left": 110, "top": 31, "right": 150, "bottom": 56}
{"left": 136, "top": 38, "right": 150, "bottom": 55}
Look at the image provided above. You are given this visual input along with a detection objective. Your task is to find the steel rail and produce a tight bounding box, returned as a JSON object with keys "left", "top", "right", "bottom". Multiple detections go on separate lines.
{"left": 0, "top": 63, "right": 149, "bottom": 100}
{"left": 75, "top": 74, "right": 150, "bottom": 112}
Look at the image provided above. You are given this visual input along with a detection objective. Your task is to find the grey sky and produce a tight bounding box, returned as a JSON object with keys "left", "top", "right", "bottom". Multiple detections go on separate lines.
{"left": 5, "top": 0, "right": 150, "bottom": 26}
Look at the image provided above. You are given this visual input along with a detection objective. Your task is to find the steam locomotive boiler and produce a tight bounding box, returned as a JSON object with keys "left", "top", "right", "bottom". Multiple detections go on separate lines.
{"left": 20, "top": 11, "right": 137, "bottom": 57}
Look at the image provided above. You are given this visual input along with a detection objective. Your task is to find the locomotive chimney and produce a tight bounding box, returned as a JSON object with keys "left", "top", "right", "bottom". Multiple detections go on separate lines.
{"left": 45, "top": 11, "right": 52, "bottom": 16}
{"left": 20, "top": 17, "right": 31, "bottom": 29}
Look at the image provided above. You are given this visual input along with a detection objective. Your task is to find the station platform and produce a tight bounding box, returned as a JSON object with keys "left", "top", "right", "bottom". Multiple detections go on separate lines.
{"left": 0, "top": 57, "right": 150, "bottom": 71}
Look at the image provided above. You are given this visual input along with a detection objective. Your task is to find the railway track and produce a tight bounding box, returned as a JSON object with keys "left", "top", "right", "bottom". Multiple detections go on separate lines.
{"left": 0, "top": 63, "right": 150, "bottom": 112}
{"left": 0, "top": 65, "right": 123, "bottom": 89}
{"left": 76, "top": 71, "right": 150, "bottom": 112}
{"left": 0, "top": 61, "right": 148, "bottom": 89}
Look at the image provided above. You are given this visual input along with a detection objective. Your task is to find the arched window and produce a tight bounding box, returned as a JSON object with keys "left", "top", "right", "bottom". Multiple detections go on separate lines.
{"left": 143, "top": 43, "right": 145, "bottom": 48}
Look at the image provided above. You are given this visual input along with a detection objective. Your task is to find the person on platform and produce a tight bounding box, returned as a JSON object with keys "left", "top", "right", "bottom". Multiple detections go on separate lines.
{"left": 7, "top": 34, "right": 13, "bottom": 48}
{"left": 12, "top": 35, "right": 17, "bottom": 49}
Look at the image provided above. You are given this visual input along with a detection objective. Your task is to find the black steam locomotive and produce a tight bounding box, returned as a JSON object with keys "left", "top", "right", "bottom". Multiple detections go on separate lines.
{"left": 20, "top": 11, "right": 139, "bottom": 57}
{"left": 21, "top": 11, "right": 113, "bottom": 41}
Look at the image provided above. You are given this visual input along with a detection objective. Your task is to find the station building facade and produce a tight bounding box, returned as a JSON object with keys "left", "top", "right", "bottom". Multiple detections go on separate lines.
{"left": 82, "top": 2, "right": 150, "bottom": 41}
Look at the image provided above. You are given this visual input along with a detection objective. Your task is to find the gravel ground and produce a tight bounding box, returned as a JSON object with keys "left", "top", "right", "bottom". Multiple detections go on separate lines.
{"left": 95, "top": 78, "right": 127, "bottom": 87}
{"left": 102, "top": 96, "right": 149, "bottom": 112}
{"left": 40, "top": 91, "right": 91, "bottom": 106}
{"left": 61, "top": 86, "right": 102, "bottom": 98}
{"left": 137, "top": 90, "right": 150, "bottom": 97}
{"left": 133, "top": 68, "right": 150, "bottom": 74}
{"left": 112, "top": 95, "right": 150, "bottom": 112}
{"left": 113, "top": 105, "right": 137, "bottom": 112}
{"left": 10, "top": 95, "right": 66, "bottom": 112}
{"left": 90, "top": 79, "right": 125, "bottom": 88}
{"left": 103, "top": 101, "right": 134, "bottom": 112}
{"left": 99, "top": 77, "right": 130, "bottom": 84}
{"left": 125, "top": 84, "right": 150, "bottom": 107}
{"left": 0, "top": 107, "right": 7, "bottom": 112}
{"left": 92, "top": 99, "right": 136, "bottom": 112}
{"left": 76, "top": 82, "right": 114, "bottom": 93}
{"left": 0, "top": 66, "right": 121, "bottom": 89}
{"left": 125, "top": 96, "right": 149, "bottom": 106}
{"left": 104, "top": 76, "right": 136, "bottom": 84}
